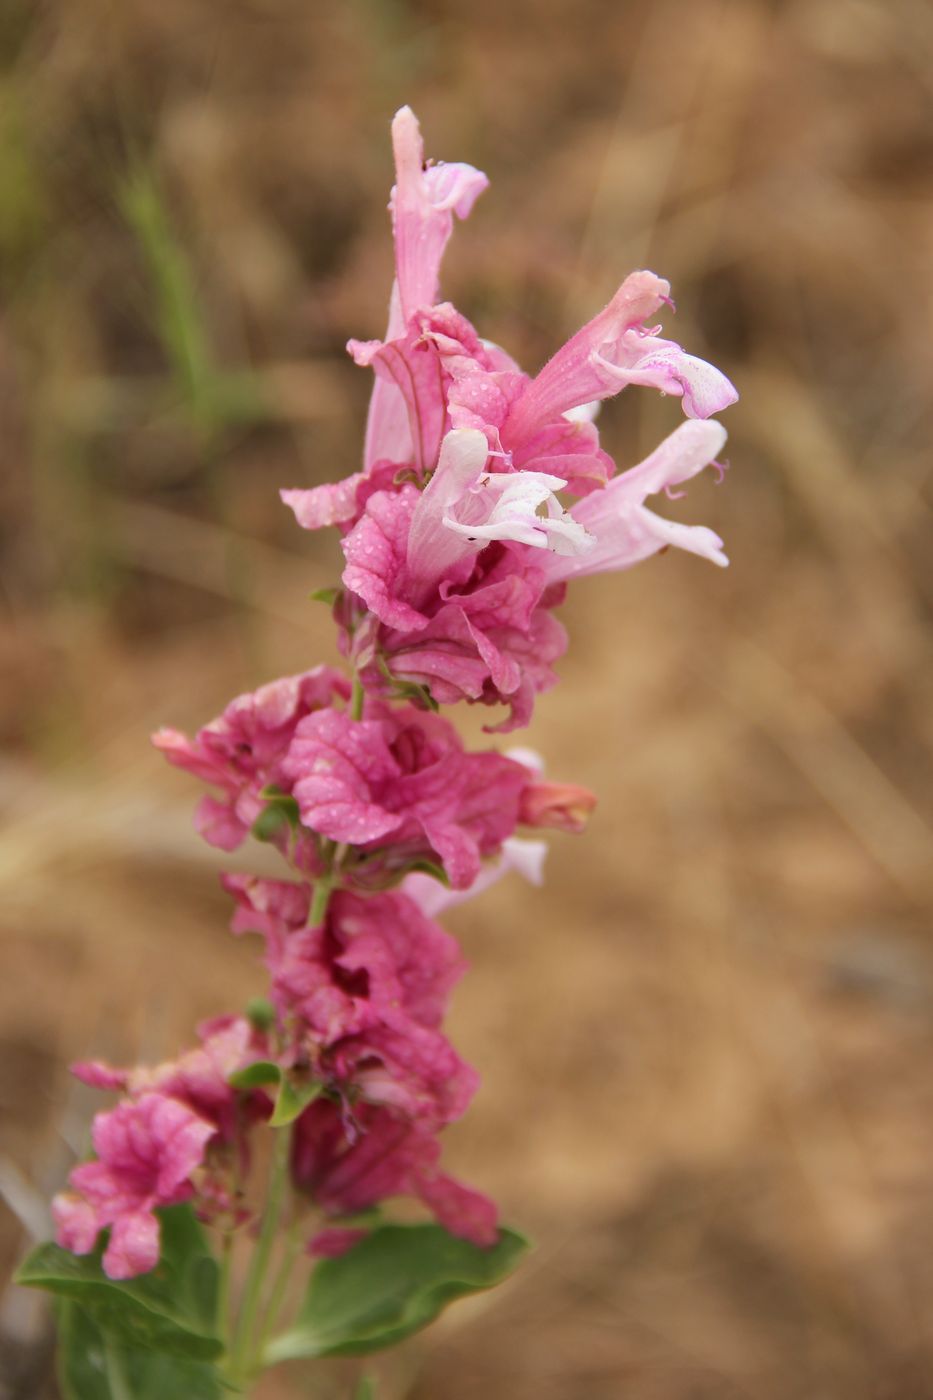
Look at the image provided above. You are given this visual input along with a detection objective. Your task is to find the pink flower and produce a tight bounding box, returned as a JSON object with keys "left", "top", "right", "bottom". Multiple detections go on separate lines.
{"left": 223, "top": 871, "right": 311, "bottom": 958}
{"left": 336, "top": 419, "right": 727, "bottom": 726}
{"left": 363, "top": 551, "right": 568, "bottom": 732}
{"left": 226, "top": 879, "right": 465, "bottom": 1038}
{"left": 355, "top": 107, "right": 489, "bottom": 475}
{"left": 542, "top": 418, "right": 731, "bottom": 578}
{"left": 292, "top": 1100, "right": 497, "bottom": 1247}
{"left": 72, "top": 1017, "right": 263, "bottom": 1144}
{"left": 501, "top": 270, "right": 737, "bottom": 441}
{"left": 224, "top": 878, "right": 477, "bottom": 1128}
{"left": 278, "top": 111, "right": 736, "bottom": 730}
{"left": 281, "top": 699, "right": 527, "bottom": 886}
{"left": 52, "top": 1093, "right": 214, "bottom": 1279}
{"left": 152, "top": 667, "right": 350, "bottom": 857}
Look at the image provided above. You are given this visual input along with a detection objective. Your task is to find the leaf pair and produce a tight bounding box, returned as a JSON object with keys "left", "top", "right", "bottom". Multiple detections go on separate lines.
{"left": 17, "top": 1208, "right": 528, "bottom": 1395}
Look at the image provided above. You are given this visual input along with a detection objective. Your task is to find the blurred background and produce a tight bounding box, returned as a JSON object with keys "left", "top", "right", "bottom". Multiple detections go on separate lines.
{"left": 2, "top": 0, "right": 933, "bottom": 1395}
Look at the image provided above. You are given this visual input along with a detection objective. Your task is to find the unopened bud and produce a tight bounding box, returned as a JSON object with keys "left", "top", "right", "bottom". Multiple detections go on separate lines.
{"left": 518, "top": 781, "right": 597, "bottom": 834}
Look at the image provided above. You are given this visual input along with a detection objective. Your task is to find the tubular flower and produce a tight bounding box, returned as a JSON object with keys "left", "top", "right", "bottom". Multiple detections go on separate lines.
{"left": 282, "top": 111, "right": 736, "bottom": 727}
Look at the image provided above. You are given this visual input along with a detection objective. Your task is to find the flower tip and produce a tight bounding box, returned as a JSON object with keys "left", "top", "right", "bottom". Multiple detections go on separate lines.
{"left": 681, "top": 416, "right": 729, "bottom": 457}
{"left": 618, "top": 268, "right": 672, "bottom": 311}
{"left": 391, "top": 105, "right": 424, "bottom": 177}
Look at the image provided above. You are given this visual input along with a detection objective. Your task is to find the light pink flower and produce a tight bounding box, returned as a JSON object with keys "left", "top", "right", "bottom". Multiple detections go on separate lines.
{"left": 282, "top": 700, "right": 527, "bottom": 886}
{"left": 355, "top": 107, "right": 489, "bottom": 475}
{"left": 544, "top": 418, "right": 731, "bottom": 579}
{"left": 52, "top": 1093, "right": 214, "bottom": 1279}
{"left": 292, "top": 1100, "right": 497, "bottom": 1247}
{"left": 502, "top": 270, "right": 737, "bottom": 442}
{"left": 153, "top": 667, "right": 350, "bottom": 857}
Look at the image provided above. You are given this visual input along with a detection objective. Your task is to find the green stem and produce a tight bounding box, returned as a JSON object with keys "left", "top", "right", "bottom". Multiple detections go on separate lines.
{"left": 258, "top": 1225, "right": 304, "bottom": 1353}
{"left": 217, "top": 1229, "right": 234, "bottom": 1347}
{"left": 351, "top": 674, "right": 365, "bottom": 721}
{"left": 309, "top": 875, "right": 332, "bottom": 925}
{"left": 227, "top": 1125, "right": 292, "bottom": 1388}
{"left": 103, "top": 1338, "right": 133, "bottom": 1400}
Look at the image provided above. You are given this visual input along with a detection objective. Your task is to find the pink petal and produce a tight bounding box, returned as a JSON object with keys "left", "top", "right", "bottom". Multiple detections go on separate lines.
{"left": 281, "top": 475, "right": 366, "bottom": 531}
{"left": 102, "top": 1210, "right": 161, "bottom": 1280}
{"left": 591, "top": 340, "right": 738, "bottom": 419}
{"left": 194, "top": 794, "right": 248, "bottom": 851}
{"left": 52, "top": 1192, "right": 100, "bottom": 1255}
{"left": 307, "top": 1226, "right": 368, "bottom": 1258}
{"left": 414, "top": 1170, "right": 499, "bottom": 1247}
{"left": 70, "top": 1060, "right": 129, "bottom": 1092}
{"left": 546, "top": 420, "right": 730, "bottom": 581}
{"left": 341, "top": 486, "right": 428, "bottom": 631}
{"left": 503, "top": 270, "right": 671, "bottom": 438}
{"left": 285, "top": 710, "right": 404, "bottom": 847}
{"left": 402, "top": 835, "right": 547, "bottom": 917}
{"left": 405, "top": 428, "right": 491, "bottom": 592}
{"left": 389, "top": 106, "right": 488, "bottom": 325}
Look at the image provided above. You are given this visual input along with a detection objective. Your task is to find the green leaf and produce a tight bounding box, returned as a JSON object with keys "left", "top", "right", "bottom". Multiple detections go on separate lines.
{"left": 228, "top": 1059, "right": 281, "bottom": 1090}
{"left": 404, "top": 859, "right": 449, "bottom": 885}
{"left": 310, "top": 587, "right": 339, "bottom": 606}
{"left": 252, "top": 788, "right": 301, "bottom": 843}
{"left": 245, "top": 997, "right": 276, "bottom": 1032}
{"left": 264, "top": 1224, "right": 528, "bottom": 1363}
{"left": 16, "top": 1205, "right": 222, "bottom": 1361}
{"left": 227, "top": 1061, "right": 322, "bottom": 1126}
{"left": 269, "top": 1076, "right": 322, "bottom": 1127}
{"left": 375, "top": 655, "right": 439, "bottom": 713}
{"left": 57, "top": 1302, "right": 222, "bottom": 1399}
{"left": 353, "top": 1376, "right": 377, "bottom": 1400}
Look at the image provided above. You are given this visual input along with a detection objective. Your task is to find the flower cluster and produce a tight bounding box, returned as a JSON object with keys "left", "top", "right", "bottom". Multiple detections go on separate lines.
{"left": 52, "top": 107, "right": 735, "bottom": 1279}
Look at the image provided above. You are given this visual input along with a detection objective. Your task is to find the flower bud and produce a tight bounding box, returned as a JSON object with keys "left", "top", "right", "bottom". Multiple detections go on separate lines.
{"left": 518, "top": 781, "right": 597, "bottom": 833}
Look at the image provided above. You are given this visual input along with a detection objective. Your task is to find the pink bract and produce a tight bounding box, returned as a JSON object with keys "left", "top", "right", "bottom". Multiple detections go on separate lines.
{"left": 292, "top": 1099, "right": 497, "bottom": 1247}
{"left": 282, "top": 700, "right": 528, "bottom": 885}
{"left": 223, "top": 878, "right": 476, "bottom": 1127}
{"left": 72, "top": 1016, "right": 264, "bottom": 1144}
{"left": 152, "top": 667, "right": 349, "bottom": 856}
{"left": 52, "top": 1093, "right": 214, "bottom": 1279}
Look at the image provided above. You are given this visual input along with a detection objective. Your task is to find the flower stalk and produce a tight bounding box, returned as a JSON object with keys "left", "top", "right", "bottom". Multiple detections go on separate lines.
{"left": 23, "top": 104, "right": 736, "bottom": 1397}
{"left": 227, "top": 1125, "right": 293, "bottom": 1389}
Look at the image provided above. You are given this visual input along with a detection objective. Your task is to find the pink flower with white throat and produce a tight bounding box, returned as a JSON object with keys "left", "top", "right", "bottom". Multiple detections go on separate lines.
{"left": 544, "top": 418, "right": 731, "bottom": 579}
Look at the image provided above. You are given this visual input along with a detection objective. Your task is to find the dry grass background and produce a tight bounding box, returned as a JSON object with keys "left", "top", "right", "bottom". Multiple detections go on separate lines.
{"left": 2, "top": 0, "right": 933, "bottom": 1396}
